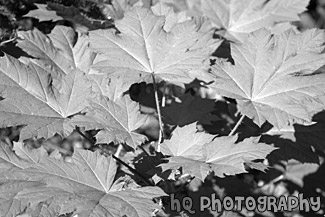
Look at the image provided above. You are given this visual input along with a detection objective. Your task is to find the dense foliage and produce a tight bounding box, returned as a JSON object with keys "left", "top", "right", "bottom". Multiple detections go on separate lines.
{"left": 0, "top": 0, "right": 325, "bottom": 217}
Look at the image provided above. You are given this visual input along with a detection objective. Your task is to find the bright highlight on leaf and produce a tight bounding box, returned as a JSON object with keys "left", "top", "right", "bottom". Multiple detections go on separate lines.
{"left": 0, "top": 55, "right": 75, "bottom": 139}
{"left": 0, "top": 26, "right": 96, "bottom": 140}
{"left": 211, "top": 28, "right": 325, "bottom": 129}
{"left": 89, "top": 7, "right": 220, "bottom": 87}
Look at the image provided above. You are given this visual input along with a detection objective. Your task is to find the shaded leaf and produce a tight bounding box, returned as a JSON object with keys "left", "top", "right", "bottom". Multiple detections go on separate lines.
{"left": 283, "top": 160, "right": 319, "bottom": 187}
{"left": 25, "top": 3, "right": 113, "bottom": 31}
{"left": 245, "top": 161, "right": 269, "bottom": 172}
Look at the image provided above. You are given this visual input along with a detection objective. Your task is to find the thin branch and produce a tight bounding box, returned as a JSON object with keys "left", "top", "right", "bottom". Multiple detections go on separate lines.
{"left": 75, "top": 127, "right": 94, "bottom": 144}
{"left": 75, "top": 127, "right": 154, "bottom": 186}
{"left": 152, "top": 74, "right": 164, "bottom": 147}
{"left": 111, "top": 155, "right": 154, "bottom": 186}
{"left": 228, "top": 114, "right": 245, "bottom": 136}
{"left": 138, "top": 145, "right": 150, "bottom": 157}
{"left": 0, "top": 32, "right": 17, "bottom": 47}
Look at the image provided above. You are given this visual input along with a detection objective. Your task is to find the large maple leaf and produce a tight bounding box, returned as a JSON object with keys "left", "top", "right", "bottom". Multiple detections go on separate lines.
{"left": 0, "top": 142, "right": 166, "bottom": 217}
{"left": 199, "top": 0, "right": 309, "bottom": 42}
{"left": 0, "top": 26, "right": 103, "bottom": 140}
{"left": 211, "top": 28, "right": 325, "bottom": 129}
{"left": 160, "top": 123, "right": 276, "bottom": 180}
{"left": 89, "top": 7, "right": 220, "bottom": 88}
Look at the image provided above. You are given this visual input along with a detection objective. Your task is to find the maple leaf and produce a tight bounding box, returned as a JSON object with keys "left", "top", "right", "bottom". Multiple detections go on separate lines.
{"left": 17, "top": 26, "right": 96, "bottom": 79}
{"left": 160, "top": 124, "right": 276, "bottom": 180}
{"left": 160, "top": 123, "right": 215, "bottom": 157}
{"left": 211, "top": 28, "right": 325, "bottom": 129}
{"left": 75, "top": 95, "right": 149, "bottom": 149}
{"left": 199, "top": 0, "right": 309, "bottom": 42}
{"left": 25, "top": 3, "right": 113, "bottom": 31}
{"left": 0, "top": 54, "right": 91, "bottom": 140}
{"left": 89, "top": 7, "right": 220, "bottom": 88}
{"left": 0, "top": 142, "right": 166, "bottom": 217}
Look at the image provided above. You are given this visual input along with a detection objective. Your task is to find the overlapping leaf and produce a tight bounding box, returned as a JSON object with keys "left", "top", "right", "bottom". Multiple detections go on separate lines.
{"left": 151, "top": 1, "right": 189, "bottom": 32}
{"left": 211, "top": 28, "right": 325, "bottom": 129}
{"left": 0, "top": 142, "right": 166, "bottom": 217}
{"left": 160, "top": 123, "right": 276, "bottom": 180}
{"left": 160, "top": 123, "right": 215, "bottom": 157}
{"left": 199, "top": 0, "right": 309, "bottom": 42}
{"left": 17, "top": 26, "right": 95, "bottom": 79}
{"left": 0, "top": 27, "right": 94, "bottom": 140}
{"left": 75, "top": 95, "right": 149, "bottom": 149}
{"left": 89, "top": 7, "right": 220, "bottom": 88}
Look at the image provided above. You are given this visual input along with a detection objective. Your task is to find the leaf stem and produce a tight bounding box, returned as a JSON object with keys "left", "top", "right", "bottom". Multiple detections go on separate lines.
{"left": 111, "top": 155, "right": 154, "bottom": 186}
{"left": 0, "top": 34, "right": 17, "bottom": 47}
{"left": 138, "top": 145, "right": 150, "bottom": 157}
{"left": 75, "top": 127, "right": 154, "bottom": 186}
{"left": 75, "top": 127, "right": 95, "bottom": 144}
{"left": 152, "top": 74, "right": 164, "bottom": 147}
{"left": 228, "top": 114, "right": 245, "bottom": 136}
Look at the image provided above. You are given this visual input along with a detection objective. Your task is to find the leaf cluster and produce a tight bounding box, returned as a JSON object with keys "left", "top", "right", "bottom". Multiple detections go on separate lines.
{"left": 0, "top": 0, "right": 325, "bottom": 217}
